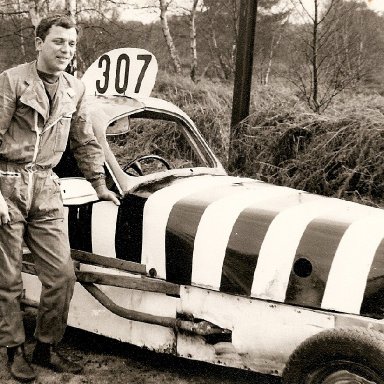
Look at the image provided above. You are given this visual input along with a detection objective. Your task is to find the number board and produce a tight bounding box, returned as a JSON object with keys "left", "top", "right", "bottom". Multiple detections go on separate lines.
{"left": 81, "top": 48, "right": 158, "bottom": 97}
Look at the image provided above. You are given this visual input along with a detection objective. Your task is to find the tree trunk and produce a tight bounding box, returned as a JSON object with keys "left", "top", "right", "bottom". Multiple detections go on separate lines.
{"left": 65, "top": 0, "right": 76, "bottom": 22}
{"left": 17, "top": 0, "right": 26, "bottom": 61}
{"left": 210, "top": 27, "right": 232, "bottom": 80}
{"left": 312, "top": 0, "right": 319, "bottom": 112}
{"left": 264, "top": 35, "right": 275, "bottom": 85}
{"left": 228, "top": 0, "right": 258, "bottom": 173}
{"left": 65, "top": 0, "right": 77, "bottom": 76}
{"left": 159, "top": 0, "right": 182, "bottom": 74}
{"left": 28, "top": 0, "right": 43, "bottom": 27}
{"left": 189, "top": 0, "right": 199, "bottom": 82}
{"left": 264, "top": 20, "right": 285, "bottom": 85}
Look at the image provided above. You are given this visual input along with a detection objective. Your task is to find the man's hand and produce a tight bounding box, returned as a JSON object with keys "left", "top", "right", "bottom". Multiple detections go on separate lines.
{"left": 94, "top": 185, "right": 121, "bottom": 206}
{"left": 0, "top": 193, "right": 10, "bottom": 225}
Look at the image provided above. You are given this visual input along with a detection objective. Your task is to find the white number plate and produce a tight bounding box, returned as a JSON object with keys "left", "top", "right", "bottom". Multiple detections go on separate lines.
{"left": 81, "top": 48, "right": 158, "bottom": 97}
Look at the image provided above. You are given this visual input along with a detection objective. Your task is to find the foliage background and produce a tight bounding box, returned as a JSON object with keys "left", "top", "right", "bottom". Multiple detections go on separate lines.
{"left": 2, "top": 0, "right": 384, "bottom": 206}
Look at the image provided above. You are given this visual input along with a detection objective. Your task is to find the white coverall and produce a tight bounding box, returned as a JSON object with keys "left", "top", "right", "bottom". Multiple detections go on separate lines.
{"left": 0, "top": 61, "right": 106, "bottom": 347}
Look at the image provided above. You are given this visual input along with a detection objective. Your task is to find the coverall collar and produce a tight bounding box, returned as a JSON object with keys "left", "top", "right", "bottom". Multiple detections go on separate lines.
{"left": 46, "top": 75, "right": 77, "bottom": 128}
{"left": 19, "top": 61, "right": 76, "bottom": 126}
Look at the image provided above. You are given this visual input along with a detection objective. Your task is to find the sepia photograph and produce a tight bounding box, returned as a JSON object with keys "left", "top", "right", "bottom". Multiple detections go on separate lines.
{"left": 0, "top": 0, "right": 384, "bottom": 382}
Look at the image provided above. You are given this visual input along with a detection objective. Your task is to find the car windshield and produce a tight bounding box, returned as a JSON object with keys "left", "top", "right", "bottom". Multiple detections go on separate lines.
{"left": 106, "top": 116, "right": 208, "bottom": 175}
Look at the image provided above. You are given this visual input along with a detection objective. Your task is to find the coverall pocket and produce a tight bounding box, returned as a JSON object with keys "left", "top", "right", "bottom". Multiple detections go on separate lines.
{"left": 34, "top": 174, "right": 64, "bottom": 221}
{"left": 0, "top": 171, "right": 21, "bottom": 199}
{"left": 0, "top": 171, "right": 22, "bottom": 223}
{"left": 55, "top": 116, "right": 71, "bottom": 153}
{"left": 49, "top": 177, "right": 65, "bottom": 219}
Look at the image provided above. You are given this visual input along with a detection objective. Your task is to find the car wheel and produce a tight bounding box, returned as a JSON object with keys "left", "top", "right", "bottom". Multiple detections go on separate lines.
{"left": 282, "top": 327, "right": 384, "bottom": 384}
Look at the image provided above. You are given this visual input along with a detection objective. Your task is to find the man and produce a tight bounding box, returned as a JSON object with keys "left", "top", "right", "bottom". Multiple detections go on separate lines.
{"left": 0, "top": 15, "right": 120, "bottom": 382}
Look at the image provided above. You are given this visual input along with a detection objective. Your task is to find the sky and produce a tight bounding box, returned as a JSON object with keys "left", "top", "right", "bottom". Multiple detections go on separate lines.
{"left": 299, "top": 0, "right": 384, "bottom": 13}
{"left": 290, "top": 0, "right": 384, "bottom": 22}
{"left": 366, "top": 0, "right": 384, "bottom": 12}
{"left": 120, "top": 0, "right": 384, "bottom": 24}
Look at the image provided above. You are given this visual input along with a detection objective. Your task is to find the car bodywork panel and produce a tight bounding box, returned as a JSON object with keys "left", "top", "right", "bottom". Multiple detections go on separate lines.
{"left": 62, "top": 172, "right": 384, "bottom": 320}
{"left": 21, "top": 90, "right": 384, "bottom": 378}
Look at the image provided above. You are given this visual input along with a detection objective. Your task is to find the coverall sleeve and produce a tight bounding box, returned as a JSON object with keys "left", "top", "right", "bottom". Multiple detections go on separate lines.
{"left": 0, "top": 71, "right": 16, "bottom": 137}
{"left": 69, "top": 83, "right": 107, "bottom": 189}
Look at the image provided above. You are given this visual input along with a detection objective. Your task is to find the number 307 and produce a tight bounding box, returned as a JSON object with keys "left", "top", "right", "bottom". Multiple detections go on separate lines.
{"left": 96, "top": 53, "right": 152, "bottom": 95}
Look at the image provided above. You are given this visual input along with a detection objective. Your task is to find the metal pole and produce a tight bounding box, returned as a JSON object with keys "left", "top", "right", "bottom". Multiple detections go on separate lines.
{"left": 229, "top": 0, "right": 258, "bottom": 171}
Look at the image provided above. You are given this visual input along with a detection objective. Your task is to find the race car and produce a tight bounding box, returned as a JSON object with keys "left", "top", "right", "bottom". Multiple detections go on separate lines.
{"left": 21, "top": 48, "right": 384, "bottom": 384}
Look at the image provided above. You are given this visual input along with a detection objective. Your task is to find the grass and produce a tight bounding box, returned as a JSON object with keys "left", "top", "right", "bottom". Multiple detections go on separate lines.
{"left": 153, "top": 71, "right": 384, "bottom": 207}
{"left": 237, "top": 91, "right": 384, "bottom": 207}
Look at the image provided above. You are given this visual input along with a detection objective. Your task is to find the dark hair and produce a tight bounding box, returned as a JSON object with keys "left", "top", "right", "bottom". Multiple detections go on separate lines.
{"left": 35, "top": 14, "right": 80, "bottom": 41}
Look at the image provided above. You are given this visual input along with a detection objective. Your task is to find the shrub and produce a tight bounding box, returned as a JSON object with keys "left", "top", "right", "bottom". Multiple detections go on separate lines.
{"left": 153, "top": 72, "right": 384, "bottom": 207}
{"left": 236, "top": 91, "right": 384, "bottom": 207}
{"left": 153, "top": 71, "right": 232, "bottom": 161}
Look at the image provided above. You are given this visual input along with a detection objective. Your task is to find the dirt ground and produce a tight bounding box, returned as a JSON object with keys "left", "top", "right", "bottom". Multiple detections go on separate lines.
{"left": 0, "top": 312, "right": 281, "bottom": 384}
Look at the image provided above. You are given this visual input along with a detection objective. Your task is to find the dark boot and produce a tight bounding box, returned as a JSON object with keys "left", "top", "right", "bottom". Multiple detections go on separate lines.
{"left": 32, "top": 341, "right": 83, "bottom": 374}
{"left": 7, "top": 344, "right": 36, "bottom": 383}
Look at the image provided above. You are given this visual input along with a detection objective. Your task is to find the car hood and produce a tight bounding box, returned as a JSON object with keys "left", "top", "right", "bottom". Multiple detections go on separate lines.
{"left": 115, "top": 173, "right": 384, "bottom": 319}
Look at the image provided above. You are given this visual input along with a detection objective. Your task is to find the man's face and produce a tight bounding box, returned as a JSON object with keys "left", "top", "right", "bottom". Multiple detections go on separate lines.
{"left": 36, "top": 25, "right": 77, "bottom": 75}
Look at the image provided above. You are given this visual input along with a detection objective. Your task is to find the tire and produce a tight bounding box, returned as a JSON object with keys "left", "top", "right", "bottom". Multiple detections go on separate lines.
{"left": 282, "top": 326, "right": 384, "bottom": 384}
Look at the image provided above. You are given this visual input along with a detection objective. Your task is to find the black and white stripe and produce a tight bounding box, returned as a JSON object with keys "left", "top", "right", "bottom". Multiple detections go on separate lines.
{"left": 67, "top": 175, "right": 384, "bottom": 318}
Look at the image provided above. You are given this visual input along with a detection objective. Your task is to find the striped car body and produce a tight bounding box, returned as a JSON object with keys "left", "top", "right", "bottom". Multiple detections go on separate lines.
{"left": 22, "top": 93, "right": 384, "bottom": 377}
{"left": 65, "top": 173, "right": 384, "bottom": 320}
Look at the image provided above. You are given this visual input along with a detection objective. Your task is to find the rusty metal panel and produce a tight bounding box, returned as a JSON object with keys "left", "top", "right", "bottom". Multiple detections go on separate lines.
{"left": 68, "top": 283, "right": 177, "bottom": 352}
{"left": 178, "top": 285, "right": 335, "bottom": 375}
{"left": 22, "top": 273, "right": 177, "bottom": 353}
